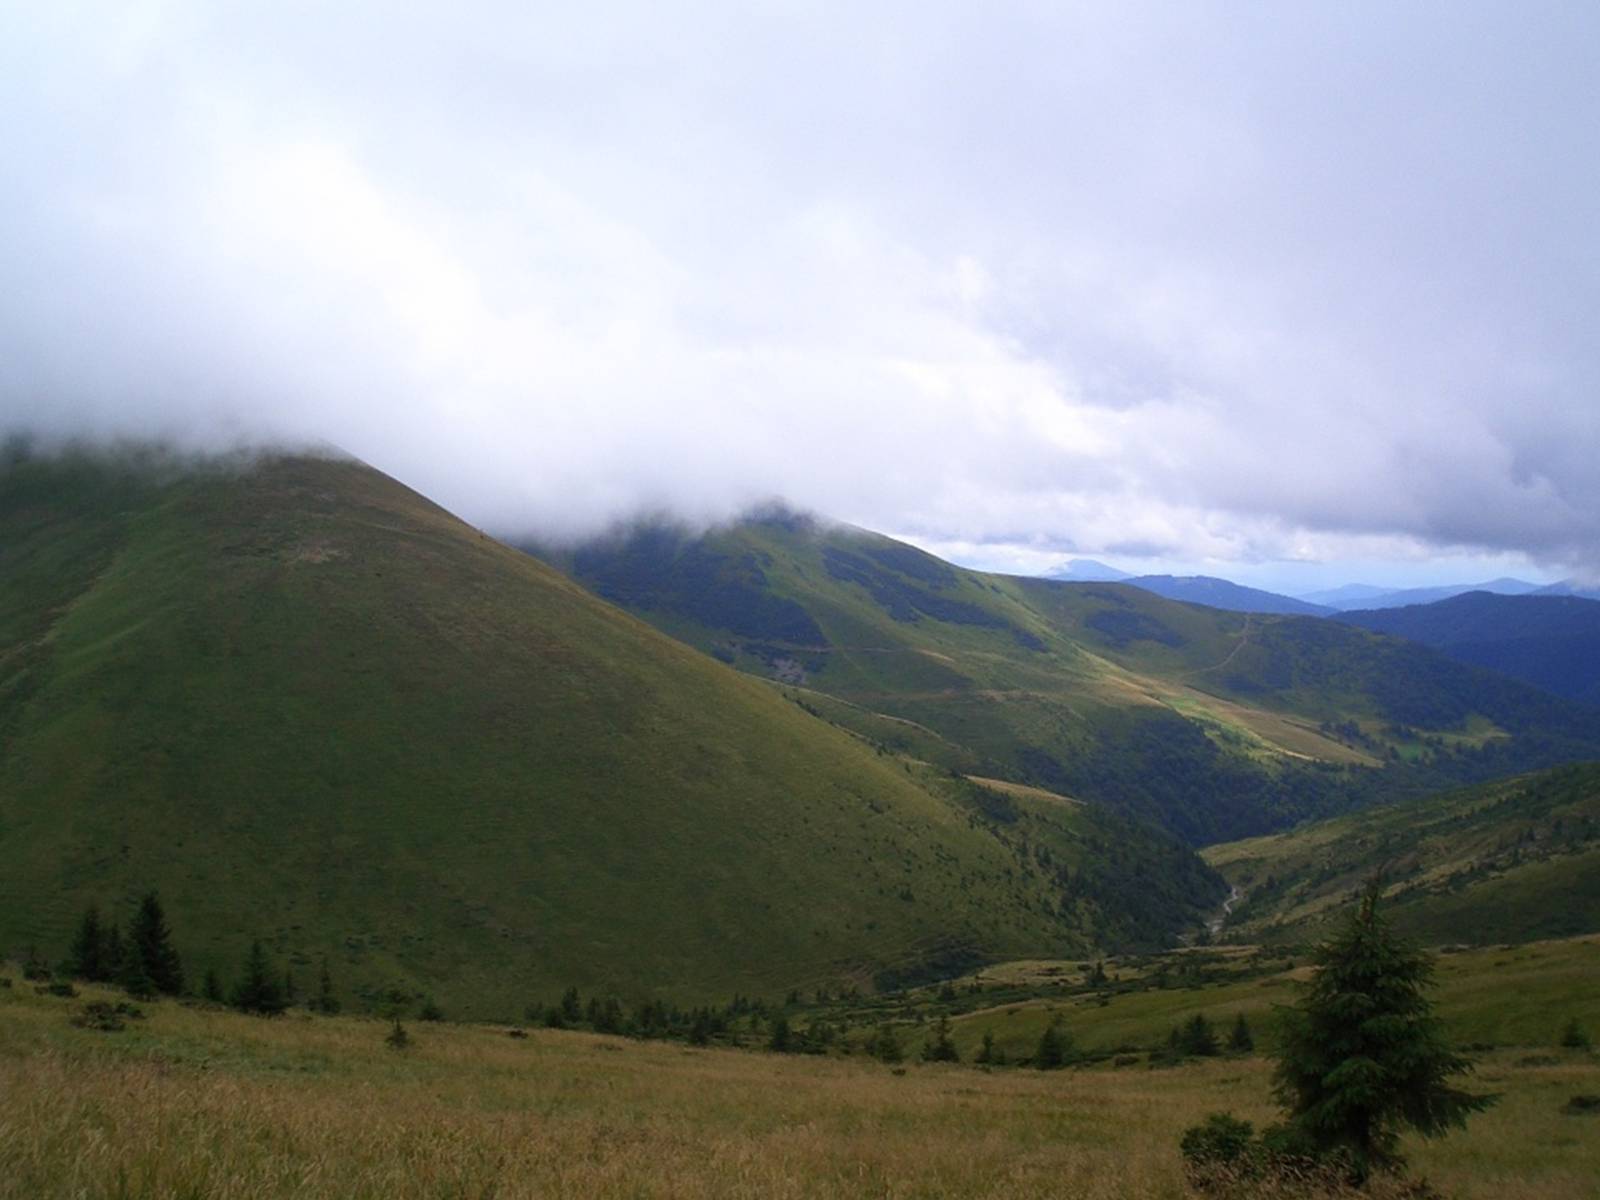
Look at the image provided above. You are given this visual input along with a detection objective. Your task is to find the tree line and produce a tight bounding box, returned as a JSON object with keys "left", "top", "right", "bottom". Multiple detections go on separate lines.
{"left": 49, "top": 894, "right": 341, "bottom": 1016}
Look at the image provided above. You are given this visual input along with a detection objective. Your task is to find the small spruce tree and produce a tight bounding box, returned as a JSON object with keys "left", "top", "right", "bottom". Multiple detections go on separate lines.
{"left": 129, "top": 891, "right": 183, "bottom": 995}
{"left": 65, "top": 904, "right": 111, "bottom": 982}
{"left": 767, "top": 1013, "right": 794, "bottom": 1053}
{"left": 871, "top": 1024, "right": 903, "bottom": 1064}
{"left": 921, "top": 1015, "right": 960, "bottom": 1063}
{"left": 688, "top": 1008, "right": 714, "bottom": 1046}
{"left": 117, "top": 947, "right": 156, "bottom": 999}
{"left": 559, "top": 986, "right": 583, "bottom": 1025}
{"left": 1560, "top": 1018, "right": 1591, "bottom": 1051}
{"left": 1034, "top": 1018, "right": 1070, "bottom": 1069}
{"left": 102, "top": 923, "right": 127, "bottom": 982}
{"left": 1272, "top": 880, "right": 1494, "bottom": 1181}
{"left": 202, "top": 967, "right": 225, "bottom": 1004}
{"left": 231, "top": 940, "right": 287, "bottom": 1016}
{"left": 1228, "top": 1012, "right": 1254, "bottom": 1054}
{"left": 1179, "top": 1013, "right": 1219, "bottom": 1057}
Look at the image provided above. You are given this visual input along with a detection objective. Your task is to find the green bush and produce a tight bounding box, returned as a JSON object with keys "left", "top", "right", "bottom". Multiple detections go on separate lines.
{"left": 1179, "top": 1112, "right": 1256, "bottom": 1171}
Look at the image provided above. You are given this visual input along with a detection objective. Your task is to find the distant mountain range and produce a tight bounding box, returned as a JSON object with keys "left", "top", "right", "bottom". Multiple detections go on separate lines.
{"left": 1033, "top": 564, "right": 1600, "bottom": 624}
{"left": 1042, "top": 558, "right": 1130, "bottom": 582}
{"left": 1042, "top": 567, "right": 1333, "bottom": 616}
{"left": 1115, "top": 575, "right": 1333, "bottom": 617}
{"left": 1302, "top": 577, "right": 1545, "bottom": 610}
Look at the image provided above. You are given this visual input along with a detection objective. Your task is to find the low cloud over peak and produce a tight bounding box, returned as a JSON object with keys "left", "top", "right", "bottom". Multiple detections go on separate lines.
{"left": 5, "top": 2, "right": 1598, "bottom": 579}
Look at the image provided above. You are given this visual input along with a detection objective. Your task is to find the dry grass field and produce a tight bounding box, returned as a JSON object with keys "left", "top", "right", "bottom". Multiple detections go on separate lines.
{"left": 3, "top": 968, "right": 1596, "bottom": 1199}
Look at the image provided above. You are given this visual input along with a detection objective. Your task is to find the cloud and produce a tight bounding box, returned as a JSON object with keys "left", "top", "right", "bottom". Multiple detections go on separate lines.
{"left": 3, "top": 1, "right": 1599, "bottom": 576}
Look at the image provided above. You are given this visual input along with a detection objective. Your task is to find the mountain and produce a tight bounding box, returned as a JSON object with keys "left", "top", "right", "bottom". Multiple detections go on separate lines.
{"left": 1296, "top": 583, "right": 1395, "bottom": 608}
{"left": 1333, "top": 591, "right": 1600, "bottom": 706}
{"left": 0, "top": 447, "right": 1226, "bottom": 1017}
{"left": 1205, "top": 763, "right": 1600, "bottom": 946}
{"left": 1538, "top": 579, "right": 1600, "bottom": 602}
{"left": 1042, "top": 558, "right": 1130, "bottom": 582}
{"left": 1119, "top": 574, "right": 1334, "bottom": 616}
{"left": 533, "top": 512, "right": 1600, "bottom": 846}
{"left": 1310, "top": 577, "right": 1544, "bottom": 611}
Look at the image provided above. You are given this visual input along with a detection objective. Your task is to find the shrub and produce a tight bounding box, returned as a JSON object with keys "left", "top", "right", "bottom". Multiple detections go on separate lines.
{"left": 21, "top": 947, "right": 50, "bottom": 981}
{"left": 1180, "top": 1112, "right": 1256, "bottom": 1173}
{"left": 385, "top": 1020, "right": 411, "bottom": 1050}
{"left": 1559, "top": 1018, "right": 1591, "bottom": 1051}
{"left": 72, "top": 1001, "right": 127, "bottom": 1032}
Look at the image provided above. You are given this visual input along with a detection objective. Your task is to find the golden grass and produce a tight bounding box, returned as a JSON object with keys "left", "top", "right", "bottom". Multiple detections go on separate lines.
{"left": 3, "top": 978, "right": 1596, "bottom": 1199}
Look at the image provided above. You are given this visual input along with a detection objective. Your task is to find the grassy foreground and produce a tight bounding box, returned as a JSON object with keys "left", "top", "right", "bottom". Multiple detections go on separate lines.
{"left": 4, "top": 966, "right": 1596, "bottom": 1199}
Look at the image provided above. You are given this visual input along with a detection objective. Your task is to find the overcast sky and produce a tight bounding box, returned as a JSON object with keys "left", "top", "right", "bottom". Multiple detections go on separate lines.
{"left": 4, "top": 2, "right": 1598, "bottom": 591}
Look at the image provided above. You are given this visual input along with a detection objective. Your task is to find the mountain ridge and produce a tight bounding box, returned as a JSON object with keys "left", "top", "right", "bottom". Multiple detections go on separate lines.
{"left": 532, "top": 511, "right": 1600, "bottom": 846}
{"left": 0, "top": 448, "right": 1223, "bottom": 1016}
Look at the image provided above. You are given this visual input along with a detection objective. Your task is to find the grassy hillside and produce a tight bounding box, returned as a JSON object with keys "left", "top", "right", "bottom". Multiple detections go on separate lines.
{"left": 535, "top": 514, "right": 1600, "bottom": 843}
{"left": 1202, "top": 764, "right": 1600, "bottom": 945}
{"left": 3, "top": 943, "right": 1595, "bottom": 1199}
{"left": 0, "top": 447, "right": 1222, "bottom": 1018}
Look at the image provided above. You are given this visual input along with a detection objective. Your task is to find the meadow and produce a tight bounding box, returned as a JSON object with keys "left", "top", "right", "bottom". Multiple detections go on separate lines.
{"left": 4, "top": 941, "right": 1596, "bottom": 1199}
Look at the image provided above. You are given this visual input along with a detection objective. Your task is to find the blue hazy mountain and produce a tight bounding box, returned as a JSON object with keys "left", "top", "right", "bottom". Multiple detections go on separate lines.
{"left": 1306, "top": 577, "right": 1543, "bottom": 611}
{"left": 1335, "top": 591, "right": 1600, "bottom": 706}
{"left": 1119, "top": 574, "right": 1334, "bottom": 616}
{"left": 1042, "top": 558, "right": 1131, "bottom": 582}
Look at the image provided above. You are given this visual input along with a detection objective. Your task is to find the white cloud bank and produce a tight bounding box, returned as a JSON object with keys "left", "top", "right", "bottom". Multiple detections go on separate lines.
{"left": 4, "top": 1, "right": 1598, "bottom": 584}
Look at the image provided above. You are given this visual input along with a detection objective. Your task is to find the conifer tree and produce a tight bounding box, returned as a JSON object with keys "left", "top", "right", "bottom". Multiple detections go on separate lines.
{"left": 202, "top": 967, "right": 225, "bottom": 1003}
{"left": 118, "top": 946, "right": 156, "bottom": 999}
{"left": 65, "top": 903, "right": 110, "bottom": 982}
{"left": 559, "top": 986, "right": 582, "bottom": 1025}
{"left": 1178, "top": 1013, "right": 1219, "bottom": 1057}
{"left": 767, "top": 1013, "right": 794, "bottom": 1053}
{"left": 129, "top": 891, "right": 183, "bottom": 995}
{"left": 1273, "top": 881, "right": 1494, "bottom": 1181}
{"left": 231, "top": 940, "right": 287, "bottom": 1015}
{"left": 1229, "top": 1012, "right": 1254, "bottom": 1054}
{"left": 871, "top": 1024, "right": 903, "bottom": 1064}
{"left": 102, "top": 922, "right": 127, "bottom": 982}
{"left": 921, "top": 1015, "right": 960, "bottom": 1063}
{"left": 1034, "top": 1018, "right": 1070, "bottom": 1069}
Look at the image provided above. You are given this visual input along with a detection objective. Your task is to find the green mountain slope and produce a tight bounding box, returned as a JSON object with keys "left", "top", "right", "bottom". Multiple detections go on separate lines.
{"left": 0, "top": 447, "right": 1223, "bottom": 1017}
{"left": 1203, "top": 763, "right": 1600, "bottom": 945}
{"left": 536, "top": 513, "right": 1600, "bottom": 844}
